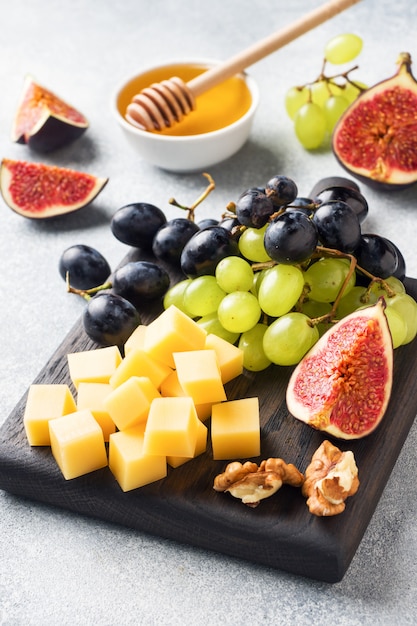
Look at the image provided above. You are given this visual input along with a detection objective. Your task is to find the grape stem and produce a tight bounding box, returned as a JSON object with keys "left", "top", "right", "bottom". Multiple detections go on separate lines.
{"left": 168, "top": 172, "right": 216, "bottom": 221}
{"left": 306, "top": 246, "right": 397, "bottom": 326}
{"left": 65, "top": 272, "right": 112, "bottom": 301}
{"left": 295, "top": 60, "right": 364, "bottom": 101}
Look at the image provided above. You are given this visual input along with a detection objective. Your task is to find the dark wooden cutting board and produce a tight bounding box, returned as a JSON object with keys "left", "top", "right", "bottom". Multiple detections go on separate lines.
{"left": 1, "top": 249, "right": 416, "bottom": 583}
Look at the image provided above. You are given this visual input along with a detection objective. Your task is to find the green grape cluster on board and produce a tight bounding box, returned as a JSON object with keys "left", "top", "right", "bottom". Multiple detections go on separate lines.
{"left": 285, "top": 33, "right": 367, "bottom": 150}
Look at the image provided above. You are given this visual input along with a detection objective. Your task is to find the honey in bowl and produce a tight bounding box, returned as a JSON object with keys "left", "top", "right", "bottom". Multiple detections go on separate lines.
{"left": 116, "top": 62, "right": 253, "bottom": 136}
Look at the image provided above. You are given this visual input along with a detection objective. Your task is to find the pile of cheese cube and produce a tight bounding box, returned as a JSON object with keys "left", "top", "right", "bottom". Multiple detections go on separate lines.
{"left": 23, "top": 305, "right": 261, "bottom": 492}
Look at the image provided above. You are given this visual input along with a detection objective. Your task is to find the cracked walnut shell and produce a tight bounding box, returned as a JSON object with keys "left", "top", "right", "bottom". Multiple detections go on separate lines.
{"left": 302, "top": 439, "right": 360, "bottom": 516}
{"left": 213, "top": 458, "right": 304, "bottom": 508}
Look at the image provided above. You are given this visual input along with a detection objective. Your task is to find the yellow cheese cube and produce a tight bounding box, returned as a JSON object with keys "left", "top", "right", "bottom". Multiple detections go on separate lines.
{"left": 76, "top": 382, "right": 116, "bottom": 441}
{"left": 143, "top": 396, "right": 199, "bottom": 457}
{"left": 144, "top": 305, "right": 207, "bottom": 368}
{"left": 124, "top": 324, "right": 147, "bottom": 356}
{"left": 173, "top": 349, "right": 226, "bottom": 405}
{"left": 23, "top": 384, "right": 77, "bottom": 446}
{"left": 211, "top": 397, "right": 260, "bottom": 460}
{"left": 109, "top": 425, "right": 167, "bottom": 492}
{"left": 160, "top": 370, "right": 212, "bottom": 422}
{"left": 103, "top": 376, "right": 160, "bottom": 431}
{"left": 49, "top": 409, "right": 108, "bottom": 480}
{"left": 109, "top": 347, "right": 172, "bottom": 390}
{"left": 167, "top": 418, "right": 208, "bottom": 468}
{"left": 67, "top": 346, "right": 122, "bottom": 390}
{"left": 204, "top": 333, "right": 243, "bottom": 383}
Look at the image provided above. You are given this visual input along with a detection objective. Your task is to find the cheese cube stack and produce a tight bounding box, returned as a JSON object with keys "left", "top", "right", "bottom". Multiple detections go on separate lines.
{"left": 23, "top": 304, "right": 260, "bottom": 491}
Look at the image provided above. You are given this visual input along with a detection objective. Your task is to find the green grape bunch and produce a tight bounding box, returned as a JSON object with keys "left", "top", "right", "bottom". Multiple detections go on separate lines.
{"left": 285, "top": 33, "right": 367, "bottom": 150}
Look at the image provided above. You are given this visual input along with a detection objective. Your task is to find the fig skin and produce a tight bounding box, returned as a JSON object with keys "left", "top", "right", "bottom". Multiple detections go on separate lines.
{"left": 11, "top": 75, "right": 89, "bottom": 153}
{"left": 332, "top": 52, "right": 417, "bottom": 191}
{"left": 286, "top": 300, "right": 393, "bottom": 440}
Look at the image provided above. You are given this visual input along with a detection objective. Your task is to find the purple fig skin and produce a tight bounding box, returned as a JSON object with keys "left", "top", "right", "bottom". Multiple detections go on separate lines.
{"left": 22, "top": 114, "right": 88, "bottom": 153}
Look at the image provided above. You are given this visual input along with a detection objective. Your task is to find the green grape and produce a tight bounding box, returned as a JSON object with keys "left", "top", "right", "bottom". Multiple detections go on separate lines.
{"left": 369, "top": 276, "right": 406, "bottom": 299}
{"left": 324, "top": 33, "right": 363, "bottom": 65}
{"left": 215, "top": 256, "right": 254, "bottom": 292}
{"left": 196, "top": 312, "right": 240, "bottom": 344}
{"left": 310, "top": 80, "right": 331, "bottom": 108}
{"left": 238, "top": 323, "right": 272, "bottom": 371}
{"left": 384, "top": 293, "right": 417, "bottom": 344}
{"left": 250, "top": 269, "right": 267, "bottom": 296}
{"left": 323, "top": 94, "right": 350, "bottom": 132}
{"left": 304, "top": 258, "right": 356, "bottom": 303}
{"left": 238, "top": 224, "right": 271, "bottom": 262}
{"left": 328, "top": 81, "right": 346, "bottom": 97}
{"left": 301, "top": 299, "right": 332, "bottom": 336}
{"left": 183, "top": 275, "right": 226, "bottom": 317}
{"left": 263, "top": 312, "right": 319, "bottom": 366}
{"left": 301, "top": 299, "right": 332, "bottom": 319}
{"left": 335, "top": 286, "right": 377, "bottom": 318}
{"left": 217, "top": 291, "right": 261, "bottom": 333}
{"left": 384, "top": 306, "right": 407, "bottom": 349}
{"left": 284, "top": 86, "right": 310, "bottom": 120}
{"left": 343, "top": 80, "right": 368, "bottom": 103}
{"left": 258, "top": 264, "right": 305, "bottom": 317}
{"left": 163, "top": 278, "right": 193, "bottom": 314}
{"left": 294, "top": 102, "right": 327, "bottom": 149}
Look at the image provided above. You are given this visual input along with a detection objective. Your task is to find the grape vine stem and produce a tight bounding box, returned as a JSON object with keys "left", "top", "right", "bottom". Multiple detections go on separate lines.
{"left": 169, "top": 172, "right": 216, "bottom": 221}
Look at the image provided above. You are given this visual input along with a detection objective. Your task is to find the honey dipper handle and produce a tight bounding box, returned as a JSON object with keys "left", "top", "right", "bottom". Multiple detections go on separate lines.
{"left": 187, "top": 0, "right": 363, "bottom": 96}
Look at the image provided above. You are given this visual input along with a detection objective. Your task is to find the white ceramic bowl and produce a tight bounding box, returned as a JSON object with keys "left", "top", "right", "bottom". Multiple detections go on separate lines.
{"left": 112, "top": 60, "right": 259, "bottom": 173}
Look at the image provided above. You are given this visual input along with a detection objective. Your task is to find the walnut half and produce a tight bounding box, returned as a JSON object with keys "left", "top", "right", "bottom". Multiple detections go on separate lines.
{"left": 213, "top": 458, "right": 304, "bottom": 508}
{"left": 302, "top": 439, "right": 360, "bottom": 516}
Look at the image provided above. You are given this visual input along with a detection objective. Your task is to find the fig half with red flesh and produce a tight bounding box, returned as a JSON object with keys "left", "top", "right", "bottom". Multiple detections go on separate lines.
{"left": 332, "top": 52, "right": 417, "bottom": 190}
{"left": 11, "top": 76, "right": 89, "bottom": 152}
{"left": 286, "top": 300, "right": 393, "bottom": 440}
{"left": 0, "top": 159, "right": 108, "bottom": 219}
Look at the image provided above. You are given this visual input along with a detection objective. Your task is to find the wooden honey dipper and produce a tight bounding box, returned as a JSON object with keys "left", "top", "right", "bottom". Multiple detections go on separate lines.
{"left": 125, "top": 0, "right": 362, "bottom": 132}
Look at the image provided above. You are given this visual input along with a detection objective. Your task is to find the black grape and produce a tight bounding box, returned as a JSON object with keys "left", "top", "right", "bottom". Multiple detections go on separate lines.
{"left": 265, "top": 175, "right": 298, "bottom": 207}
{"left": 197, "top": 218, "right": 219, "bottom": 229}
{"left": 264, "top": 209, "right": 318, "bottom": 264}
{"left": 59, "top": 244, "right": 111, "bottom": 290}
{"left": 218, "top": 216, "right": 242, "bottom": 235}
{"left": 152, "top": 218, "right": 199, "bottom": 266}
{"left": 314, "top": 186, "right": 368, "bottom": 224}
{"left": 355, "top": 234, "right": 400, "bottom": 279}
{"left": 112, "top": 261, "right": 170, "bottom": 307}
{"left": 111, "top": 202, "right": 167, "bottom": 250}
{"left": 83, "top": 292, "right": 141, "bottom": 347}
{"left": 180, "top": 226, "right": 240, "bottom": 278}
{"left": 309, "top": 176, "right": 360, "bottom": 198}
{"left": 312, "top": 200, "right": 361, "bottom": 253}
{"left": 387, "top": 238, "right": 406, "bottom": 280}
{"left": 235, "top": 188, "right": 275, "bottom": 228}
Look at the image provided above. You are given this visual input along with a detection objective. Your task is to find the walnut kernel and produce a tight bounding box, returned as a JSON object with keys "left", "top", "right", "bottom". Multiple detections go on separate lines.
{"left": 302, "top": 439, "right": 360, "bottom": 516}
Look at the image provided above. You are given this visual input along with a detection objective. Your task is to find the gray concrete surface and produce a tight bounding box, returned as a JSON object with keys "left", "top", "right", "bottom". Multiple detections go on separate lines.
{"left": 1, "top": 0, "right": 417, "bottom": 623}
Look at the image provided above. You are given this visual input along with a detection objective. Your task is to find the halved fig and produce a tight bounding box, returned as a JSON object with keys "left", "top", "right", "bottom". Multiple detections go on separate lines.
{"left": 0, "top": 159, "right": 108, "bottom": 219}
{"left": 332, "top": 53, "right": 417, "bottom": 190}
{"left": 286, "top": 300, "right": 393, "bottom": 440}
{"left": 11, "top": 76, "right": 89, "bottom": 152}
